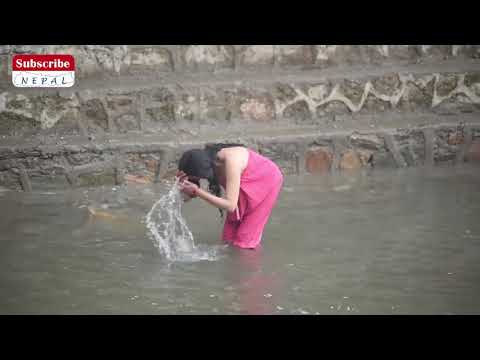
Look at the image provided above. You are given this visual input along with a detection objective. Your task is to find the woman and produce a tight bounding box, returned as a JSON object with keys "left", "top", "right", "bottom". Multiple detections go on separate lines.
{"left": 176, "top": 143, "right": 283, "bottom": 249}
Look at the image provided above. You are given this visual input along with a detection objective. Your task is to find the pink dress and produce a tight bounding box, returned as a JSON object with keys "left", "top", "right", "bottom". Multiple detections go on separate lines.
{"left": 221, "top": 149, "right": 283, "bottom": 249}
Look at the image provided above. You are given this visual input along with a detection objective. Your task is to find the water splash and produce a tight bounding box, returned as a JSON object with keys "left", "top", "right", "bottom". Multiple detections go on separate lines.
{"left": 145, "top": 179, "right": 222, "bottom": 262}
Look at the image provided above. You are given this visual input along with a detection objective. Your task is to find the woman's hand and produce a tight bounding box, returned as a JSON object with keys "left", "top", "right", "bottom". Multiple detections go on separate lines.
{"left": 176, "top": 170, "right": 188, "bottom": 183}
{"left": 178, "top": 179, "right": 199, "bottom": 198}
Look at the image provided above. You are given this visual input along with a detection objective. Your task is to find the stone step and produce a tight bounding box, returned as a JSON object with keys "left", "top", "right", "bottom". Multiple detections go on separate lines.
{"left": 2, "top": 45, "right": 479, "bottom": 88}
{"left": 1, "top": 112, "right": 479, "bottom": 152}
{"left": 1, "top": 64, "right": 480, "bottom": 139}
{"left": 4, "top": 59, "right": 480, "bottom": 95}
{"left": 1, "top": 119, "right": 479, "bottom": 191}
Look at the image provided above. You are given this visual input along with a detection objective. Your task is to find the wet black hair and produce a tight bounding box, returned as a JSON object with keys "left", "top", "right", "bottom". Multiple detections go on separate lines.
{"left": 178, "top": 143, "right": 245, "bottom": 218}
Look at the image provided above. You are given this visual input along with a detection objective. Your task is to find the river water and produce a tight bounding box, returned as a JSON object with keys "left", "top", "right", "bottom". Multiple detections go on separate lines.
{"left": 1, "top": 165, "right": 480, "bottom": 314}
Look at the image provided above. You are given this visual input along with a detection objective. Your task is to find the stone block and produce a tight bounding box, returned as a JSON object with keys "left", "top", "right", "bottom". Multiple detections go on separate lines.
{"left": 0, "top": 111, "right": 38, "bottom": 137}
{"left": 398, "top": 76, "right": 435, "bottom": 111}
{"left": 315, "top": 45, "right": 366, "bottom": 66}
{"left": 126, "top": 46, "right": 173, "bottom": 73}
{"left": 453, "top": 45, "right": 480, "bottom": 59}
{"left": 339, "top": 150, "right": 362, "bottom": 170}
{"left": 305, "top": 146, "right": 333, "bottom": 174}
{"left": 236, "top": 45, "right": 275, "bottom": 68}
{"left": 282, "top": 100, "right": 312, "bottom": 124}
{"left": 77, "top": 169, "right": 116, "bottom": 187}
{"left": 80, "top": 98, "right": 109, "bottom": 132}
{"left": 467, "top": 142, "right": 480, "bottom": 162}
{"left": 420, "top": 45, "right": 452, "bottom": 60}
{"left": 181, "top": 45, "right": 234, "bottom": 72}
{"left": 388, "top": 45, "right": 421, "bottom": 63}
{"left": 277, "top": 45, "right": 315, "bottom": 67}
{"left": 239, "top": 95, "right": 276, "bottom": 122}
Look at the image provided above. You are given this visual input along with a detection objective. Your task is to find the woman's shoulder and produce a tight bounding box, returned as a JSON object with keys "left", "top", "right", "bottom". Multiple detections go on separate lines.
{"left": 219, "top": 146, "right": 249, "bottom": 157}
{"left": 219, "top": 147, "right": 250, "bottom": 168}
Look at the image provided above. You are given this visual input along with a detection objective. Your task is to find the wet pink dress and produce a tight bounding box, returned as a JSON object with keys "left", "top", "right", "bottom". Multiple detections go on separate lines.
{"left": 221, "top": 149, "right": 283, "bottom": 249}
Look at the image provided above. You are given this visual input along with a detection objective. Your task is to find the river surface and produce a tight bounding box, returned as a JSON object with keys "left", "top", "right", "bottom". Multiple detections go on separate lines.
{"left": 1, "top": 165, "right": 480, "bottom": 314}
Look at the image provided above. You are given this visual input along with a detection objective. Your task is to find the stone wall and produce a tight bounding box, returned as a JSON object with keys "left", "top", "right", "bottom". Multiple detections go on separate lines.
{"left": 1, "top": 45, "right": 480, "bottom": 191}
{"left": 2, "top": 45, "right": 479, "bottom": 82}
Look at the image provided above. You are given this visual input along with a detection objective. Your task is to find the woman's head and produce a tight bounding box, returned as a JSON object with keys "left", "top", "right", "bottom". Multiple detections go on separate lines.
{"left": 178, "top": 149, "right": 214, "bottom": 187}
{"left": 177, "top": 143, "right": 246, "bottom": 218}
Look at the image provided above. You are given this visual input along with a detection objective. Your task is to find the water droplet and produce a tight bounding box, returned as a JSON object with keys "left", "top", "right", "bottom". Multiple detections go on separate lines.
{"left": 276, "top": 306, "right": 284, "bottom": 311}
{"left": 466, "top": 229, "right": 471, "bottom": 234}
{"left": 209, "top": 294, "right": 216, "bottom": 298}
{"left": 152, "top": 302, "right": 158, "bottom": 306}
{"left": 448, "top": 272, "right": 453, "bottom": 275}
{"left": 343, "top": 296, "right": 349, "bottom": 299}
{"left": 330, "top": 306, "right": 334, "bottom": 310}
{"left": 347, "top": 306, "right": 351, "bottom": 311}
{"left": 287, "top": 263, "right": 295, "bottom": 267}
{"left": 264, "top": 293, "right": 272, "bottom": 298}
